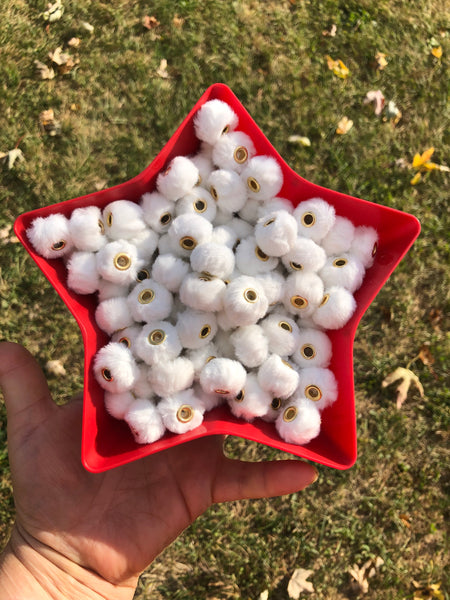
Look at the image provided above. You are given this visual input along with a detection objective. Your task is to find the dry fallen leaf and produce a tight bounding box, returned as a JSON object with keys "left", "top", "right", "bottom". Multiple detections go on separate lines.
{"left": 326, "top": 55, "right": 350, "bottom": 79}
{"left": 0, "top": 225, "right": 19, "bottom": 244}
{"left": 42, "top": 0, "right": 63, "bottom": 22}
{"left": 0, "top": 148, "right": 25, "bottom": 169}
{"left": 156, "top": 58, "right": 169, "bottom": 78}
{"left": 384, "top": 100, "right": 402, "bottom": 125}
{"left": 39, "top": 108, "right": 61, "bottom": 136}
{"left": 48, "top": 46, "right": 79, "bottom": 75}
{"left": 375, "top": 51, "right": 388, "bottom": 70}
{"left": 287, "top": 568, "right": 314, "bottom": 597}
{"left": 288, "top": 135, "right": 311, "bottom": 146}
{"left": 45, "top": 359, "right": 67, "bottom": 377}
{"left": 363, "top": 90, "right": 385, "bottom": 116}
{"left": 413, "top": 580, "right": 444, "bottom": 600}
{"left": 431, "top": 46, "right": 443, "bottom": 59}
{"left": 348, "top": 557, "right": 384, "bottom": 595}
{"left": 322, "top": 24, "right": 337, "bottom": 37}
{"left": 67, "top": 37, "right": 81, "bottom": 48}
{"left": 34, "top": 60, "right": 55, "bottom": 80}
{"left": 410, "top": 147, "right": 449, "bottom": 184}
{"left": 259, "top": 591, "right": 269, "bottom": 600}
{"left": 173, "top": 14, "right": 185, "bottom": 28}
{"left": 80, "top": 21, "right": 94, "bottom": 34}
{"left": 381, "top": 367, "right": 424, "bottom": 409}
{"left": 143, "top": 15, "right": 160, "bottom": 30}
{"left": 336, "top": 116, "right": 353, "bottom": 135}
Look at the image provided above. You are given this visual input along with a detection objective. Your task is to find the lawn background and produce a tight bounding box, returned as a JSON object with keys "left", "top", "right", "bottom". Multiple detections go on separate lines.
{"left": 0, "top": 1, "right": 449, "bottom": 598}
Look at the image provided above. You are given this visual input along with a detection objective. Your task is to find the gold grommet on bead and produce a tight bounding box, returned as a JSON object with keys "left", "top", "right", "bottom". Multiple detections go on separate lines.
{"left": 118, "top": 337, "right": 131, "bottom": 348}
{"left": 148, "top": 329, "right": 166, "bottom": 345}
{"left": 283, "top": 406, "right": 298, "bottom": 422}
{"left": 279, "top": 321, "right": 293, "bottom": 332}
{"left": 222, "top": 124, "right": 230, "bottom": 135}
{"left": 199, "top": 272, "right": 213, "bottom": 282}
{"left": 305, "top": 384, "right": 322, "bottom": 401}
{"left": 51, "top": 240, "right": 66, "bottom": 251}
{"left": 301, "top": 344, "right": 316, "bottom": 359}
{"left": 199, "top": 325, "right": 211, "bottom": 339}
{"left": 333, "top": 257, "right": 348, "bottom": 268}
{"left": 136, "top": 268, "right": 150, "bottom": 282}
{"left": 180, "top": 236, "right": 197, "bottom": 251}
{"left": 106, "top": 212, "right": 113, "bottom": 227}
{"left": 194, "top": 199, "right": 207, "bottom": 213}
{"left": 290, "top": 295, "right": 308, "bottom": 309}
{"left": 289, "top": 261, "right": 303, "bottom": 271}
{"left": 177, "top": 404, "right": 194, "bottom": 423}
{"left": 205, "top": 355, "right": 216, "bottom": 364}
{"left": 138, "top": 289, "right": 155, "bottom": 304}
{"left": 197, "top": 175, "right": 202, "bottom": 186}
{"left": 214, "top": 388, "right": 230, "bottom": 395}
{"left": 210, "top": 185, "right": 219, "bottom": 201}
{"left": 320, "top": 294, "right": 330, "bottom": 307}
{"left": 234, "top": 146, "right": 248, "bottom": 164}
{"left": 101, "top": 368, "right": 113, "bottom": 382}
{"left": 98, "top": 219, "right": 105, "bottom": 235}
{"left": 247, "top": 176, "right": 261, "bottom": 193}
{"left": 372, "top": 242, "right": 378, "bottom": 256}
{"left": 255, "top": 246, "right": 269, "bottom": 261}
{"left": 271, "top": 397, "right": 282, "bottom": 410}
{"left": 282, "top": 359, "right": 294, "bottom": 369}
{"left": 263, "top": 217, "right": 276, "bottom": 227}
{"left": 160, "top": 212, "right": 172, "bottom": 226}
{"left": 114, "top": 253, "right": 131, "bottom": 270}
{"left": 235, "top": 389, "right": 245, "bottom": 402}
{"left": 164, "top": 165, "right": 171, "bottom": 176}
{"left": 243, "top": 288, "right": 258, "bottom": 303}
{"left": 301, "top": 212, "right": 315, "bottom": 227}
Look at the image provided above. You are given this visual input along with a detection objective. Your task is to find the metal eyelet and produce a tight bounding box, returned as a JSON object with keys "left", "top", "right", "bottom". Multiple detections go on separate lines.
{"left": 282, "top": 359, "right": 293, "bottom": 369}
{"left": 234, "top": 145, "right": 248, "bottom": 164}
{"left": 205, "top": 355, "right": 216, "bottom": 364}
{"left": 263, "top": 217, "right": 276, "bottom": 227}
{"left": 199, "top": 272, "right": 213, "bottom": 282}
{"left": 180, "top": 236, "right": 197, "bottom": 251}
{"left": 235, "top": 389, "right": 245, "bottom": 402}
{"left": 305, "top": 384, "right": 322, "bottom": 402}
{"left": 301, "top": 344, "right": 316, "bottom": 359}
{"left": 290, "top": 295, "right": 308, "bottom": 309}
{"left": 372, "top": 242, "right": 378, "bottom": 256}
{"left": 301, "top": 212, "right": 315, "bottom": 227}
{"left": 214, "top": 388, "right": 230, "bottom": 395}
{"left": 197, "top": 175, "right": 202, "bottom": 186}
{"left": 271, "top": 397, "right": 282, "bottom": 410}
{"left": 243, "top": 288, "right": 258, "bottom": 303}
{"left": 279, "top": 321, "right": 293, "bottom": 332}
{"left": 160, "top": 212, "right": 172, "bottom": 226}
{"left": 163, "top": 165, "right": 171, "bottom": 176}
{"left": 106, "top": 212, "right": 113, "bottom": 227}
{"left": 177, "top": 404, "right": 194, "bottom": 423}
{"left": 101, "top": 368, "right": 113, "bottom": 382}
{"left": 247, "top": 176, "right": 261, "bottom": 193}
{"left": 136, "top": 268, "right": 150, "bottom": 282}
{"left": 333, "top": 257, "right": 348, "bottom": 268}
{"left": 320, "top": 294, "right": 330, "bottom": 307}
{"left": 222, "top": 124, "right": 230, "bottom": 134}
{"left": 199, "top": 325, "right": 211, "bottom": 339}
{"left": 283, "top": 406, "right": 298, "bottom": 422}
{"left": 210, "top": 185, "right": 219, "bottom": 201}
{"left": 118, "top": 337, "right": 131, "bottom": 348}
{"left": 148, "top": 329, "right": 166, "bottom": 345}
{"left": 114, "top": 253, "right": 131, "bottom": 270}
{"left": 194, "top": 199, "right": 207, "bottom": 213}
{"left": 138, "top": 289, "right": 155, "bottom": 304}
{"left": 51, "top": 240, "right": 66, "bottom": 251}
{"left": 255, "top": 246, "right": 269, "bottom": 261}
{"left": 98, "top": 219, "right": 105, "bottom": 235}
{"left": 289, "top": 261, "right": 303, "bottom": 271}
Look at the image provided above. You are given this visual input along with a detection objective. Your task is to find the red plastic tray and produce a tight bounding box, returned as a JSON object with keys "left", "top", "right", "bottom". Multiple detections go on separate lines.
{"left": 14, "top": 83, "right": 420, "bottom": 472}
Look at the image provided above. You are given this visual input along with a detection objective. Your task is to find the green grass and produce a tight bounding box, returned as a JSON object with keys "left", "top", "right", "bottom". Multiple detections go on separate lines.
{"left": 1, "top": 1, "right": 449, "bottom": 598}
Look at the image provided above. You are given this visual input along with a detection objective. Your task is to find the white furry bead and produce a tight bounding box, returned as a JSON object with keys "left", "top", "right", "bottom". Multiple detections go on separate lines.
{"left": 69, "top": 206, "right": 106, "bottom": 252}
{"left": 228, "top": 217, "right": 254, "bottom": 241}
{"left": 275, "top": 397, "right": 321, "bottom": 445}
{"left": 255, "top": 271, "right": 285, "bottom": 306}
{"left": 156, "top": 156, "right": 199, "bottom": 201}
{"left": 319, "top": 254, "right": 366, "bottom": 293}
{"left": 260, "top": 313, "right": 301, "bottom": 357}
{"left": 257, "top": 355, "right": 299, "bottom": 400}
{"left": 102, "top": 200, "right": 146, "bottom": 241}
{"left": 129, "top": 228, "right": 159, "bottom": 262}
{"left": 211, "top": 225, "right": 238, "bottom": 249}
{"left": 66, "top": 251, "right": 99, "bottom": 295}
{"left": 158, "top": 389, "right": 206, "bottom": 434}
{"left": 97, "top": 279, "right": 129, "bottom": 302}
{"left": 124, "top": 398, "right": 166, "bottom": 445}
{"left": 168, "top": 213, "right": 213, "bottom": 258}
{"left": 261, "top": 396, "right": 286, "bottom": 423}
{"left": 134, "top": 321, "right": 182, "bottom": 365}
{"left": 176, "top": 309, "right": 218, "bottom": 349}
{"left": 227, "top": 373, "right": 272, "bottom": 421}
{"left": 311, "top": 286, "right": 356, "bottom": 330}
{"left": 282, "top": 271, "right": 324, "bottom": 318}
{"left": 254, "top": 210, "right": 298, "bottom": 257}
{"left": 291, "top": 328, "right": 332, "bottom": 369}
{"left": 27, "top": 213, "right": 74, "bottom": 259}
{"left": 293, "top": 197, "right": 336, "bottom": 242}
{"left": 190, "top": 242, "right": 235, "bottom": 279}
{"left": 111, "top": 325, "right": 141, "bottom": 354}
{"left": 149, "top": 356, "right": 195, "bottom": 397}
{"left": 189, "top": 148, "right": 214, "bottom": 185}
{"left": 321, "top": 216, "right": 355, "bottom": 256}
{"left": 176, "top": 188, "right": 217, "bottom": 222}
{"left": 350, "top": 226, "right": 378, "bottom": 268}
{"left": 95, "top": 296, "right": 134, "bottom": 335}
{"left": 179, "top": 272, "right": 225, "bottom": 312}
{"left": 213, "top": 328, "right": 236, "bottom": 357}
{"left": 186, "top": 343, "right": 218, "bottom": 377}
{"left": 212, "top": 130, "right": 256, "bottom": 173}
{"left": 238, "top": 197, "right": 261, "bottom": 223}
{"left": 235, "top": 236, "right": 278, "bottom": 275}
{"left": 104, "top": 390, "right": 135, "bottom": 420}
{"left": 281, "top": 237, "right": 327, "bottom": 273}
{"left": 229, "top": 324, "right": 269, "bottom": 368}
{"left": 151, "top": 253, "right": 190, "bottom": 293}
{"left": 127, "top": 279, "right": 173, "bottom": 323}
{"left": 193, "top": 382, "right": 225, "bottom": 411}
{"left": 132, "top": 365, "right": 154, "bottom": 399}
{"left": 296, "top": 367, "right": 338, "bottom": 411}
{"left": 241, "top": 155, "right": 283, "bottom": 202}
{"left": 96, "top": 240, "right": 143, "bottom": 285}
{"left": 257, "top": 197, "right": 293, "bottom": 217}
{"left": 194, "top": 99, "right": 239, "bottom": 145}
{"left": 208, "top": 169, "right": 247, "bottom": 213}
{"left": 199, "top": 357, "right": 247, "bottom": 399}
{"left": 222, "top": 275, "right": 269, "bottom": 327}
{"left": 93, "top": 342, "right": 140, "bottom": 393}
{"left": 140, "top": 191, "right": 175, "bottom": 233}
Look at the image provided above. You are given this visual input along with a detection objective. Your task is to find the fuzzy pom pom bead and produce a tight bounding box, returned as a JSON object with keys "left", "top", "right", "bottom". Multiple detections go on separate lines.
{"left": 296, "top": 367, "right": 338, "bottom": 412}
{"left": 97, "top": 280, "right": 129, "bottom": 302}
{"left": 293, "top": 197, "right": 336, "bottom": 243}
{"left": 104, "top": 391, "right": 136, "bottom": 420}
{"left": 95, "top": 296, "right": 135, "bottom": 335}
{"left": 111, "top": 325, "right": 141, "bottom": 353}
{"left": 124, "top": 398, "right": 166, "bottom": 445}
{"left": 257, "top": 197, "right": 293, "bottom": 217}
{"left": 151, "top": 253, "right": 190, "bottom": 293}
{"left": 27, "top": 213, "right": 74, "bottom": 259}
{"left": 260, "top": 313, "right": 300, "bottom": 357}
{"left": 93, "top": 342, "right": 140, "bottom": 393}
{"left": 255, "top": 271, "right": 286, "bottom": 306}
{"left": 254, "top": 210, "right": 298, "bottom": 257}
{"left": 312, "top": 286, "right": 356, "bottom": 330}
{"left": 179, "top": 271, "right": 226, "bottom": 313}
{"left": 212, "top": 130, "right": 256, "bottom": 173}
{"left": 69, "top": 206, "right": 106, "bottom": 252}
{"left": 176, "top": 309, "right": 218, "bottom": 349}
{"left": 350, "top": 226, "right": 379, "bottom": 268}
{"left": 210, "top": 224, "right": 238, "bottom": 249}
{"left": 257, "top": 354, "right": 299, "bottom": 400}
{"left": 281, "top": 237, "right": 326, "bottom": 274}
{"left": 321, "top": 216, "right": 355, "bottom": 256}
{"left": 66, "top": 251, "right": 99, "bottom": 295}
{"left": 168, "top": 213, "right": 213, "bottom": 258}
{"left": 291, "top": 328, "right": 332, "bottom": 369}
{"left": 283, "top": 271, "right": 324, "bottom": 319}
{"left": 319, "top": 254, "right": 366, "bottom": 293}
{"left": 129, "top": 228, "right": 159, "bottom": 262}
{"left": 102, "top": 200, "right": 146, "bottom": 241}
{"left": 235, "top": 236, "right": 278, "bottom": 275}
{"left": 208, "top": 168, "right": 247, "bottom": 213}
{"left": 275, "top": 396, "right": 321, "bottom": 445}
{"left": 156, "top": 156, "right": 199, "bottom": 201}
{"left": 194, "top": 99, "right": 239, "bottom": 145}
{"left": 176, "top": 188, "right": 217, "bottom": 222}
{"left": 241, "top": 155, "right": 283, "bottom": 202}
{"left": 158, "top": 389, "right": 206, "bottom": 434}
{"left": 190, "top": 241, "right": 235, "bottom": 280}
{"left": 222, "top": 275, "right": 269, "bottom": 327}
{"left": 189, "top": 147, "right": 214, "bottom": 185}
{"left": 140, "top": 191, "right": 175, "bottom": 233}
{"left": 186, "top": 343, "right": 218, "bottom": 377}
{"left": 127, "top": 278, "right": 173, "bottom": 323}
{"left": 199, "top": 357, "right": 247, "bottom": 399}
{"left": 96, "top": 240, "right": 144, "bottom": 286}
{"left": 227, "top": 373, "right": 272, "bottom": 421}
{"left": 229, "top": 324, "right": 269, "bottom": 368}
{"left": 149, "top": 356, "right": 195, "bottom": 397}
{"left": 134, "top": 321, "right": 182, "bottom": 366}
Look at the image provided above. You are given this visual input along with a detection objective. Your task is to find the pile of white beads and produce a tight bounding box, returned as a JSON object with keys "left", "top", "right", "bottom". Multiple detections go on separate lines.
{"left": 27, "top": 99, "right": 378, "bottom": 447}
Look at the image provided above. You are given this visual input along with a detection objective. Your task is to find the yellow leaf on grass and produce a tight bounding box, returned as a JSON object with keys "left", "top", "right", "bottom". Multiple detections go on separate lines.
{"left": 375, "top": 51, "right": 388, "bottom": 70}
{"left": 336, "top": 116, "right": 353, "bottom": 135}
{"left": 410, "top": 172, "right": 422, "bottom": 185}
{"left": 381, "top": 367, "right": 424, "bottom": 409}
{"left": 412, "top": 147, "right": 435, "bottom": 168}
{"left": 431, "top": 46, "right": 443, "bottom": 58}
{"left": 326, "top": 55, "right": 350, "bottom": 79}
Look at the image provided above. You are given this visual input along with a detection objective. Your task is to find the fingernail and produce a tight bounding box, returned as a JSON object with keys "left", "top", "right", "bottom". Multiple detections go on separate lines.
{"left": 310, "top": 466, "right": 319, "bottom": 485}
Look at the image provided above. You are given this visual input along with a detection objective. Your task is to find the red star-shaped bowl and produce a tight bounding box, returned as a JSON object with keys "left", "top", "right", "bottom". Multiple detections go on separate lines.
{"left": 14, "top": 84, "right": 420, "bottom": 473}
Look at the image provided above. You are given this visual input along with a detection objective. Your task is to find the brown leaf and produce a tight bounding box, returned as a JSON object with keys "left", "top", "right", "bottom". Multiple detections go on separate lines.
{"left": 336, "top": 116, "right": 353, "bottom": 135}
{"left": 39, "top": 108, "right": 61, "bottom": 136}
{"left": 322, "top": 24, "right": 337, "bottom": 37}
{"left": 363, "top": 90, "right": 385, "bottom": 116}
{"left": 348, "top": 557, "right": 383, "bottom": 595}
{"left": 143, "top": 15, "right": 160, "bottom": 30}
{"left": 34, "top": 60, "right": 55, "bottom": 80}
{"left": 287, "top": 568, "right": 314, "bottom": 597}
{"left": 173, "top": 14, "right": 185, "bottom": 28}
{"left": 156, "top": 58, "right": 169, "bottom": 78}
{"left": 375, "top": 51, "right": 388, "bottom": 70}
{"left": 48, "top": 46, "right": 79, "bottom": 74}
{"left": 0, "top": 148, "right": 25, "bottom": 169}
{"left": 67, "top": 37, "right": 81, "bottom": 48}
{"left": 381, "top": 367, "right": 424, "bottom": 409}
{"left": 45, "top": 359, "right": 67, "bottom": 376}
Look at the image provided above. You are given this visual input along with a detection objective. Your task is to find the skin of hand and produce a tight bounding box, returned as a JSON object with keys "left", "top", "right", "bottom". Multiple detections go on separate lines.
{"left": 0, "top": 341, "right": 318, "bottom": 598}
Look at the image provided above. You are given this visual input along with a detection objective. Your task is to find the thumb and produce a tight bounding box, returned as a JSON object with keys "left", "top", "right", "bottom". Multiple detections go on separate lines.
{"left": 0, "top": 342, "right": 56, "bottom": 430}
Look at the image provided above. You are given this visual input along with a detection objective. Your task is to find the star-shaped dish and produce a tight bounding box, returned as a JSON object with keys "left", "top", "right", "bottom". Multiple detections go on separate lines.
{"left": 14, "top": 84, "right": 420, "bottom": 473}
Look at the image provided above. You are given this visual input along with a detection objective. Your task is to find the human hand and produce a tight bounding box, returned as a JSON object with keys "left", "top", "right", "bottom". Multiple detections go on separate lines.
{"left": 0, "top": 341, "right": 317, "bottom": 599}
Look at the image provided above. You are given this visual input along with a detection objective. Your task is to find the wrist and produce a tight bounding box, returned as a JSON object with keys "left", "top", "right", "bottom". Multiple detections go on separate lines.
{"left": 0, "top": 525, "right": 138, "bottom": 600}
